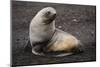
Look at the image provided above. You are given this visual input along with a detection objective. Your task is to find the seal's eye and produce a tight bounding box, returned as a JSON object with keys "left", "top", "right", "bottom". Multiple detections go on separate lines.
{"left": 46, "top": 11, "right": 51, "bottom": 15}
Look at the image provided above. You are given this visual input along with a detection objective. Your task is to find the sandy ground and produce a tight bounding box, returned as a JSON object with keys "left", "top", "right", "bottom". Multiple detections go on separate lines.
{"left": 11, "top": 1, "right": 96, "bottom": 66}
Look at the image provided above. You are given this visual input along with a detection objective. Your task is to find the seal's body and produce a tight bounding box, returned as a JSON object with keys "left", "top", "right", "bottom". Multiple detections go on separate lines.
{"left": 26, "top": 7, "right": 82, "bottom": 57}
{"left": 29, "top": 7, "right": 56, "bottom": 55}
{"left": 44, "top": 29, "right": 81, "bottom": 57}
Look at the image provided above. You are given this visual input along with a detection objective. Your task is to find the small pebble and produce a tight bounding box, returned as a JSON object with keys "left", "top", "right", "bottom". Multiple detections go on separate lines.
{"left": 76, "top": 32, "right": 80, "bottom": 35}
{"left": 72, "top": 19, "right": 77, "bottom": 22}
{"left": 58, "top": 26, "right": 62, "bottom": 28}
{"left": 91, "top": 31, "right": 94, "bottom": 36}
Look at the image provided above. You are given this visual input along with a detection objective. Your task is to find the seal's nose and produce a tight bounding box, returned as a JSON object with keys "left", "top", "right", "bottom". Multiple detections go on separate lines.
{"left": 54, "top": 13, "right": 56, "bottom": 16}
{"left": 53, "top": 13, "right": 56, "bottom": 18}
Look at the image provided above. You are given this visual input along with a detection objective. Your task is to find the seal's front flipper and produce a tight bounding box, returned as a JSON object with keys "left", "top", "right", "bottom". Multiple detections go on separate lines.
{"left": 24, "top": 40, "right": 32, "bottom": 53}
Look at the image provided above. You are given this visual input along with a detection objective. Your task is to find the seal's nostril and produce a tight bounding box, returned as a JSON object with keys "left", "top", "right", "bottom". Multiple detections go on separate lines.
{"left": 53, "top": 13, "right": 56, "bottom": 17}
{"left": 54, "top": 14, "right": 56, "bottom": 17}
{"left": 54, "top": 13, "right": 56, "bottom": 16}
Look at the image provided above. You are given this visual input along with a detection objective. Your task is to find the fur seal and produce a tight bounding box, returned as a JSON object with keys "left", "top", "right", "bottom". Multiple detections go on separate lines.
{"left": 25, "top": 7, "right": 82, "bottom": 57}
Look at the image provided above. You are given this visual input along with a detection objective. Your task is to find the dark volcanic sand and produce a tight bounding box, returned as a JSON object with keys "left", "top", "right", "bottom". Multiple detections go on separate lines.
{"left": 11, "top": 1, "right": 96, "bottom": 66}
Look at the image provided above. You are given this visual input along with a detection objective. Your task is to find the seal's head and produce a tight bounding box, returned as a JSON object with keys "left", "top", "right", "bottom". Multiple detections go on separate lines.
{"left": 36, "top": 7, "right": 56, "bottom": 24}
